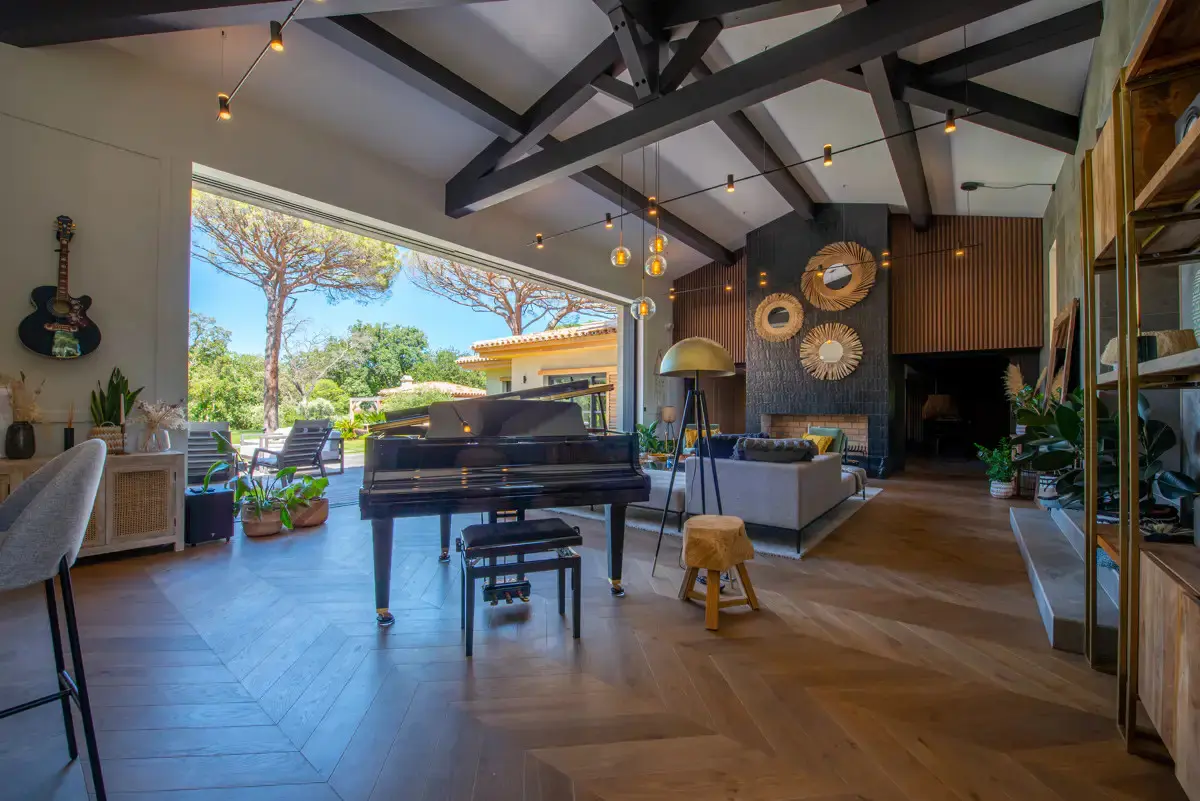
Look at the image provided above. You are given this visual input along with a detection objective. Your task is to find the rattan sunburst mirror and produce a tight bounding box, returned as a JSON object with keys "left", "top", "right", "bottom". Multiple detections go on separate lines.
{"left": 800, "top": 241, "right": 876, "bottom": 311}
{"left": 753, "top": 292, "right": 804, "bottom": 342}
{"left": 800, "top": 323, "right": 863, "bottom": 381}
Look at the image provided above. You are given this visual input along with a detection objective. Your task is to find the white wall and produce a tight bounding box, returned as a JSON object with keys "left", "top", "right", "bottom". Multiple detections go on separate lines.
{"left": 0, "top": 40, "right": 667, "bottom": 451}
{"left": 508, "top": 347, "right": 616, "bottom": 391}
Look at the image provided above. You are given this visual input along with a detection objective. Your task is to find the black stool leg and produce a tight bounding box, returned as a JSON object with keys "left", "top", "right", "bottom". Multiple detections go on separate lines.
{"left": 59, "top": 559, "right": 106, "bottom": 801}
{"left": 460, "top": 557, "right": 466, "bottom": 631}
{"left": 464, "top": 564, "right": 476, "bottom": 658}
{"left": 43, "top": 578, "right": 77, "bottom": 760}
{"left": 571, "top": 558, "right": 581, "bottom": 640}
{"left": 557, "top": 566, "right": 566, "bottom": 616}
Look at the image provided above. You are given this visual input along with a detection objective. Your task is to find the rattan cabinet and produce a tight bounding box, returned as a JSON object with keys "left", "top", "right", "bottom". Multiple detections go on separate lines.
{"left": 0, "top": 451, "right": 184, "bottom": 556}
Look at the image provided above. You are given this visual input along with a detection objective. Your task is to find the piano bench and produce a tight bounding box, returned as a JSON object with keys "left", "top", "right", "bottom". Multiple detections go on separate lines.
{"left": 458, "top": 518, "right": 583, "bottom": 658}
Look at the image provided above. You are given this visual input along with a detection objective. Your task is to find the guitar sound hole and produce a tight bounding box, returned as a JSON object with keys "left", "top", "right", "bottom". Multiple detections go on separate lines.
{"left": 51, "top": 300, "right": 72, "bottom": 316}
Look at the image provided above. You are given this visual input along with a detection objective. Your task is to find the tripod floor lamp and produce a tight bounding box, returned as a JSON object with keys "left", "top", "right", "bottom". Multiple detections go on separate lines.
{"left": 652, "top": 336, "right": 736, "bottom": 576}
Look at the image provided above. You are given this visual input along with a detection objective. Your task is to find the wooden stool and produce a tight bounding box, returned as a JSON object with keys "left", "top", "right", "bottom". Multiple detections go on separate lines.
{"left": 677, "top": 514, "right": 759, "bottom": 630}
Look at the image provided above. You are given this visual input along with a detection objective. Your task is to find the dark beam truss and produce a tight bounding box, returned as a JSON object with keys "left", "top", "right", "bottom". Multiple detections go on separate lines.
{"left": 445, "top": 0, "right": 1028, "bottom": 216}
{"left": 662, "top": 0, "right": 840, "bottom": 31}
{"left": 862, "top": 54, "right": 931, "bottom": 230}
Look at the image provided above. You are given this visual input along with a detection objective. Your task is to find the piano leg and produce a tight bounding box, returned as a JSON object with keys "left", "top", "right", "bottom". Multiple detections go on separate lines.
{"left": 372, "top": 519, "right": 395, "bottom": 626}
{"left": 439, "top": 514, "right": 451, "bottom": 562}
{"left": 605, "top": 503, "right": 627, "bottom": 597}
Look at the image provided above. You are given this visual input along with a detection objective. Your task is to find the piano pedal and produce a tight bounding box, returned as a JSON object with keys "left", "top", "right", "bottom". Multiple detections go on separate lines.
{"left": 482, "top": 580, "right": 532, "bottom": 606}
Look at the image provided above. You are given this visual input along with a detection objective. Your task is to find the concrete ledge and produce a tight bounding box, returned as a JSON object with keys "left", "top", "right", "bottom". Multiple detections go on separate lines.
{"left": 1010, "top": 507, "right": 1118, "bottom": 661}
{"left": 1051, "top": 508, "right": 1121, "bottom": 609}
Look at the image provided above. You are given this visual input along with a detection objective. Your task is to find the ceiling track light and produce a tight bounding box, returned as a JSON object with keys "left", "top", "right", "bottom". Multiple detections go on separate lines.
{"left": 944, "top": 108, "right": 956, "bottom": 134}
{"left": 213, "top": 0, "right": 307, "bottom": 121}
{"left": 647, "top": 196, "right": 657, "bottom": 217}
{"left": 605, "top": 213, "right": 613, "bottom": 229}
{"left": 217, "top": 93, "right": 232, "bottom": 120}
{"left": 726, "top": 174, "right": 736, "bottom": 192}
{"left": 823, "top": 144, "right": 833, "bottom": 167}
{"left": 954, "top": 243, "right": 965, "bottom": 257}
{"left": 270, "top": 20, "right": 284, "bottom": 52}
{"left": 881, "top": 249, "right": 891, "bottom": 267}
{"left": 535, "top": 233, "right": 544, "bottom": 249}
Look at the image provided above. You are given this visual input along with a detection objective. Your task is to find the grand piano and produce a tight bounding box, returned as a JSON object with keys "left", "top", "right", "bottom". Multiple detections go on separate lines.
{"left": 360, "top": 381, "right": 650, "bottom": 625}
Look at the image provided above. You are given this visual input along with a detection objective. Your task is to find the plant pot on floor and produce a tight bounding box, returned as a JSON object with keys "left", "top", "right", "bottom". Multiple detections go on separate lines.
{"left": 185, "top": 488, "right": 235, "bottom": 546}
{"left": 990, "top": 479, "right": 1016, "bottom": 499}
{"left": 241, "top": 508, "right": 284, "bottom": 538}
{"left": 290, "top": 498, "right": 329, "bottom": 528}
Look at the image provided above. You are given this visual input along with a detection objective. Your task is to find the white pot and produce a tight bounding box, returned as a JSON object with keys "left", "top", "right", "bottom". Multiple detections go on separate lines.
{"left": 990, "top": 480, "right": 1016, "bottom": 499}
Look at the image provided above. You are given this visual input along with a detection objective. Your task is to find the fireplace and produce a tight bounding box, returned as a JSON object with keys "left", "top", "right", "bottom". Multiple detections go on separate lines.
{"left": 761, "top": 414, "right": 869, "bottom": 454}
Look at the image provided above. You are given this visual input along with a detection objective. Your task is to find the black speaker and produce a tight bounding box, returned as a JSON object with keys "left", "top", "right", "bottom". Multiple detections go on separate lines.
{"left": 1177, "top": 92, "right": 1200, "bottom": 144}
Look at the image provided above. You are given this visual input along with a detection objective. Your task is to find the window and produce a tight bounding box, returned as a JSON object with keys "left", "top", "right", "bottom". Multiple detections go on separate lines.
{"left": 547, "top": 373, "right": 607, "bottom": 430}
{"left": 501, "top": 379, "right": 512, "bottom": 393}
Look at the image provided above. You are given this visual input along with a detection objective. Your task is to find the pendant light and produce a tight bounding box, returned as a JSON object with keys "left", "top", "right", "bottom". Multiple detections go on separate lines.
{"left": 270, "top": 20, "right": 285, "bottom": 52}
{"left": 610, "top": 154, "right": 631, "bottom": 267}
{"left": 823, "top": 144, "right": 833, "bottom": 166}
{"left": 644, "top": 254, "right": 667, "bottom": 277}
{"left": 630, "top": 145, "right": 656, "bottom": 320}
{"left": 726, "top": 174, "right": 736, "bottom": 192}
{"left": 648, "top": 231, "right": 669, "bottom": 254}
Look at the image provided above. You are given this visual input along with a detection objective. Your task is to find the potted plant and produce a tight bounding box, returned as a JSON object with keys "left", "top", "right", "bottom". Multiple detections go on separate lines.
{"left": 88, "top": 368, "right": 142, "bottom": 455}
{"left": 283, "top": 474, "right": 330, "bottom": 528}
{"left": 133, "top": 399, "right": 186, "bottom": 453}
{"left": 1, "top": 372, "right": 44, "bottom": 459}
{"left": 185, "top": 457, "right": 236, "bottom": 546}
{"left": 210, "top": 432, "right": 294, "bottom": 537}
{"left": 635, "top": 422, "right": 666, "bottom": 465}
{"left": 976, "top": 438, "right": 1016, "bottom": 498}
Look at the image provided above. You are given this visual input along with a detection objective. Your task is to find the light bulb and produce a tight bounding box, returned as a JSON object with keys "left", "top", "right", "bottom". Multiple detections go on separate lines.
{"left": 723, "top": 284, "right": 732, "bottom": 292}
{"left": 217, "top": 93, "right": 232, "bottom": 120}
{"left": 954, "top": 243, "right": 965, "bottom": 257}
{"left": 535, "top": 233, "right": 544, "bottom": 249}
{"left": 944, "top": 108, "right": 956, "bottom": 134}
{"left": 647, "top": 196, "right": 657, "bottom": 217}
{"left": 644, "top": 254, "right": 667, "bottom": 277}
{"left": 605, "top": 213, "right": 613, "bottom": 229}
{"left": 630, "top": 296, "right": 656, "bottom": 320}
{"left": 610, "top": 245, "right": 631, "bottom": 267}
{"left": 726, "top": 174, "right": 735, "bottom": 192}
{"left": 881, "top": 249, "right": 891, "bottom": 267}
{"left": 648, "top": 231, "right": 669, "bottom": 254}
{"left": 270, "top": 21, "right": 284, "bottom": 52}
{"left": 823, "top": 144, "right": 833, "bottom": 166}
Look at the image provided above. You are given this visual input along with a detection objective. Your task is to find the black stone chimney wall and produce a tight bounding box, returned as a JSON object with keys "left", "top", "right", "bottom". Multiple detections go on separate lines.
{"left": 744, "top": 204, "right": 895, "bottom": 476}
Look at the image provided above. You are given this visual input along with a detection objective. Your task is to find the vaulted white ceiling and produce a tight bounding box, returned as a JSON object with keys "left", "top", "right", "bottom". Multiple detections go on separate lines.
{"left": 103, "top": 0, "right": 1094, "bottom": 274}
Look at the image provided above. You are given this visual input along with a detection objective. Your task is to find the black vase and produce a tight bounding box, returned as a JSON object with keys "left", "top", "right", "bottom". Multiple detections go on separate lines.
{"left": 5, "top": 421, "right": 35, "bottom": 460}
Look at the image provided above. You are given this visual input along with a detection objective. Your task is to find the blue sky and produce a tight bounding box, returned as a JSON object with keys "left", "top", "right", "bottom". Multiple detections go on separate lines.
{"left": 190, "top": 246, "right": 515, "bottom": 355}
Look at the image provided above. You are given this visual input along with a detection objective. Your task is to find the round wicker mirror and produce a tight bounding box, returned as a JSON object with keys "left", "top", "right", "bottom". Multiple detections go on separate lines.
{"left": 753, "top": 292, "right": 804, "bottom": 342}
{"left": 800, "top": 241, "right": 876, "bottom": 311}
{"left": 800, "top": 323, "right": 863, "bottom": 381}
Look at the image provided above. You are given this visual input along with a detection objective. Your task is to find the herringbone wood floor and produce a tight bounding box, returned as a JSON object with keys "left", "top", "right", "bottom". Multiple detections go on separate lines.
{"left": 0, "top": 469, "right": 1186, "bottom": 800}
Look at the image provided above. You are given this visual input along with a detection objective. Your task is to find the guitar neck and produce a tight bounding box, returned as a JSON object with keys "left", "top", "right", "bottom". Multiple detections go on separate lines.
{"left": 56, "top": 242, "right": 70, "bottom": 301}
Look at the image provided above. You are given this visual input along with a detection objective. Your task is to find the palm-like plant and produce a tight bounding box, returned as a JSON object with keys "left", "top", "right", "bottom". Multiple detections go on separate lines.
{"left": 204, "top": 432, "right": 297, "bottom": 528}
{"left": 90, "top": 367, "right": 143, "bottom": 425}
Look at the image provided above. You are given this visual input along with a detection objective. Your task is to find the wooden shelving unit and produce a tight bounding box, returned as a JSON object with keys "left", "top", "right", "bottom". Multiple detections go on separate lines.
{"left": 1082, "top": 0, "right": 1200, "bottom": 789}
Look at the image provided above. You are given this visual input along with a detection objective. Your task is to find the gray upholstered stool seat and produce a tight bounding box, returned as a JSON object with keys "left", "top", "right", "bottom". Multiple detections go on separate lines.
{"left": 0, "top": 440, "right": 108, "bottom": 799}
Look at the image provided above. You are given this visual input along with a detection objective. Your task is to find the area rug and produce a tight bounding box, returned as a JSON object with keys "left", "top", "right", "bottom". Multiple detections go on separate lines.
{"left": 551, "top": 486, "right": 881, "bottom": 560}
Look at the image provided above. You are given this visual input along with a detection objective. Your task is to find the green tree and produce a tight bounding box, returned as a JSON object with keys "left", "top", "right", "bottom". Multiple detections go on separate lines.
{"left": 410, "top": 348, "right": 485, "bottom": 389}
{"left": 187, "top": 312, "right": 263, "bottom": 427}
{"left": 381, "top": 387, "right": 452, "bottom": 413}
{"left": 310, "top": 378, "right": 350, "bottom": 413}
{"left": 192, "top": 191, "right": 401, "bottom": 430}
{"left": 327, "top": 321, "right": 430, "bottom": 395}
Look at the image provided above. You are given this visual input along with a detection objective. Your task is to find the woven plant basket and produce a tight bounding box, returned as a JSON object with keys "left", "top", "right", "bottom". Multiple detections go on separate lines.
{"left": 88, "top": 423, "right": 125, "bottom": 455}
{"left": 990, "top": 480, "right": 1016, "bottom": 499}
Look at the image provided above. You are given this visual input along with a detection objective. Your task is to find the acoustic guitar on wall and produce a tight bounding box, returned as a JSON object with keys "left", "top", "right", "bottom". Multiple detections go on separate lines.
{"left": 19, "top": 215, "right": 101, "bottom": 359}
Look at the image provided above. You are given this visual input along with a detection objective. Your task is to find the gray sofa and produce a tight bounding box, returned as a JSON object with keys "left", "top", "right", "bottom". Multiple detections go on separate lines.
{"left": 683, "top": 451, "right": 857, "bottom": 555}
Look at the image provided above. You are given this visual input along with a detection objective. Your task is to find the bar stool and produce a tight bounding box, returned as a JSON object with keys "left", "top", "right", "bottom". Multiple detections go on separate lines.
{"left": 678, "top": 514, "right": 760, "bottom": 630}
{"left": 0, "top": 440, "right": 108, "bottom": 799}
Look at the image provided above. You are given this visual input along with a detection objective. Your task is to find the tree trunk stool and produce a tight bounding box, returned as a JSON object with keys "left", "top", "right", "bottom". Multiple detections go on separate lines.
{"left": 677, "top": 514, "right": 759, "bottom": 630}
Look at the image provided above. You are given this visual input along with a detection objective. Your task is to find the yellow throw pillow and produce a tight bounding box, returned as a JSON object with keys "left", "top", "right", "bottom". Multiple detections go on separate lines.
{"left": 683, "top": 426, "right": 720, "bottom": 449}
{"left": 802, "top": 433, "right": 834, "bottom": 454}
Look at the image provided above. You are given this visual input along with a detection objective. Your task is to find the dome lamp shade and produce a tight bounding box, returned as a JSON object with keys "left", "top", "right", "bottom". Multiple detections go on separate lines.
{"left": 659, "top": 337, "right": 735, "bottom": 378}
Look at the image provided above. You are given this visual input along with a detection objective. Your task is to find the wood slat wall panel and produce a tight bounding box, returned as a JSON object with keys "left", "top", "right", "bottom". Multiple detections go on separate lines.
{"left": 671, "top": 250, "right": 746, "bottom": 363}
{"left": 890, "top": 215, "right": 1044, "bottom": 354}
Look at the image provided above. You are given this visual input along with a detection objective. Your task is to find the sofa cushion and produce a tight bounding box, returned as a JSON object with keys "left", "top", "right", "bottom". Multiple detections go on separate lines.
{"left": 807, "top": 426, "right": 847, "bottom": 454}
{"left": 801, "top": 433, "right": 834, "bottom": 454}
{"left": 699, "top": 432, "right": 765, "bottom": 460}
{"left": 737, "top": 437, "right": 815, "bottom": 463}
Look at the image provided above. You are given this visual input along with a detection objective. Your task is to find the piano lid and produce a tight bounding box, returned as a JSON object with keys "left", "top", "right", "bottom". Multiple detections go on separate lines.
{"left": 427, "top": 399, "right": 586, "bottom": 439}
{"left": 373, "top": 379, "right": 612, "bottom": 433}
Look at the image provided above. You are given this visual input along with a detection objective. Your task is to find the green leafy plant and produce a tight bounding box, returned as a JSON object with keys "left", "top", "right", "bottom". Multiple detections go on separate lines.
{"left": 975, "top": 438, "right": 1015, "bottom": 483}
{"left": 90, "top": 367, "right": 143, "bottom": 425}
{"left": 1013, "top": 388, "right": 1198, "bottom": 512}
{"left": 635, "top": 422, "right": 665, "bottom": 454}
{"left": 280, "top": 474, "right": 329, "bottom": 516}
{"left": 207, "top": 432, "right": 296, "bottom": 527}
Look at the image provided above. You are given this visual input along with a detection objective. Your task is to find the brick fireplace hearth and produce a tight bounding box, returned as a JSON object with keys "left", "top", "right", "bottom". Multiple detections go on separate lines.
{"left": 761, "top": 413, "right": 869, "bottom": 454}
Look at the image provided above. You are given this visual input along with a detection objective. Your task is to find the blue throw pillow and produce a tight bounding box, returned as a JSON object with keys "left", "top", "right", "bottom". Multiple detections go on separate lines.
{"left": 697, "top": 432, "right": 764, "bottom": 459}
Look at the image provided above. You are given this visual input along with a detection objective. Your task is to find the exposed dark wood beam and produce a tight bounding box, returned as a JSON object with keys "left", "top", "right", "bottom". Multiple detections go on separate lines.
{"left": 300, "top": 15, "right": 523, "bottom": 141}
{"left": 663, "top": 0, "right": 839, "bottom": 30}
{"left": 1, "top": 0, "right": 500, "bottom": 47}
{"left": 592, "top": 74, "right": 641, "bottom": 106}
{"left": 446, "top": 0, "right": 1028, "bottom": 215}
{"left": 862, "top": 55, "right": 931, "bottom": 229}
{"left": 608, "top": 5, "right": 659, "bottom": 98}
{"left": 918, "top": 2, "right": 1103, "bottom": 83}
{"left": 590, "top": 0, "right": 660, "bottom": 39}
{"left": 658, "top": 19, "right": 723, "bottom": 93}
{"left": 826, "top": 65, "right": 1079, "bottom": 152}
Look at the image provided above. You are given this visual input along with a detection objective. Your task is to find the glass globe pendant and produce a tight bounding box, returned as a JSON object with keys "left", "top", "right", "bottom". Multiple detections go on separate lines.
{"left": 611, "top": 244, "right": 632, "bottom": 267}
{"left": 630, "top": 296, "right": 656, "bottom": 320}
{"left": 648, "top": 231, "right": 669, "bottom": 254}
{"left": 644, "top": 254, "right": 667, "bottom": 277}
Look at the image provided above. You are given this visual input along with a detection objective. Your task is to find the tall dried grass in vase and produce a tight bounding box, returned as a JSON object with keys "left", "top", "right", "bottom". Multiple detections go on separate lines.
{"left": 134, "top": 400, "right": 186, "bottom": 453}
{"left": 1, "top": 372, "right": 45, "bottom": 460}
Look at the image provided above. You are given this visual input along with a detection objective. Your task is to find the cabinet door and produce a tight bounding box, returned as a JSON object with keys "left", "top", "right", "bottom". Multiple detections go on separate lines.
{"left": 105, "top": 459, "right": 176, "bottom": 545}
{"left": 1176, "top": 596, "right": 1200, "bottom": 799}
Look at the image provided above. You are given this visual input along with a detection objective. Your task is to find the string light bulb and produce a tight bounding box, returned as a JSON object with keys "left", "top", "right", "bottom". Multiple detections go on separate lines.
{"left": 944, "top": 108, "right": 956, "bottom": 133}
{"left": 726, "top": 174, "right": 735, "bottom": 192}
{"left": 954, "top": 243, "right": 966, "bottom": 257}
{"left": 270, "top": 20, "right": 285, "bottom": 52}
{"left": 648, "top": 230, "right": 669, "bottom": 254}
{"left": 605, "top": 213, "right": 613, "bottom": 229}
{"left": 461, "top": 422, "right": 471, "bottom": 434}
{"left": 881, "top": 250, "right": 891, "bottom": 268}
{"left": 630, "top": 296, "right": 656, "bottom": 320}
{"left": 535, "top": 233, "right": 544, "bottom": 249}
{"left": 823, "top": 144, "right": 833, "bottom": 167}
{"left": 644, "top": 254, "right": 667, "bottom": 277}
{"left": 724, "top": 284, "right": 732, "bottom": 292}
{"left": 217, "top": 93, "right": 232, "bottom": 120}
{"left": 611, "top": 243, "right": 631, "bottom": 267}
{"left": 759, "top": 279, "right": 767, "bottom": 286}
{"left": 647, "top": 196, "right": 657, "bottom": 217}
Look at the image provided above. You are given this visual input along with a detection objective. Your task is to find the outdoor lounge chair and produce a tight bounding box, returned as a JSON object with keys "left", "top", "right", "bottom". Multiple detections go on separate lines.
{"left": 186, "top": 421, "right": 236, "bottom": 486}
{"left": 295, "top": 419, "right": 345, "bottom": 475}
{"left": 249, "top": 421, "right": 332, "bottom": 480}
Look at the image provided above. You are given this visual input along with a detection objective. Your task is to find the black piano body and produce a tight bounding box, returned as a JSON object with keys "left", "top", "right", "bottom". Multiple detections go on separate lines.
{"left": 360, "top": 385, "right": 649, "bottom": 625}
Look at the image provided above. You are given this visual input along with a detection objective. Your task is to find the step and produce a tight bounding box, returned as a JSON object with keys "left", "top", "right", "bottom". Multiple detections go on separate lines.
{"left": 1009, "top": 507, "right": 1118, "bottom": 660}
{"left": 1051, "top": 508, "right": 1121, "bottom": 609}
